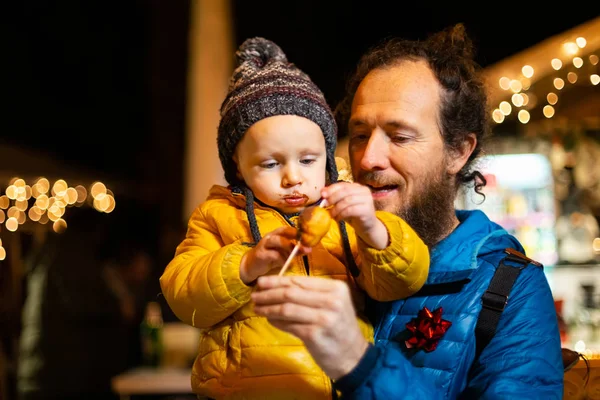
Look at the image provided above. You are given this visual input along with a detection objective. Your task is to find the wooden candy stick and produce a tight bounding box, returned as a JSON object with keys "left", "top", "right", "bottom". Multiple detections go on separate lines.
{"left": 278, "top": 200, "right": 327, "bottom": 276}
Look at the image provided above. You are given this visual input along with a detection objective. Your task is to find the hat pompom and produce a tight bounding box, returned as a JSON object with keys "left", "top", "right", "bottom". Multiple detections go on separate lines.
{"left": 236, "top": 37, "right": 287, "bottom": 68}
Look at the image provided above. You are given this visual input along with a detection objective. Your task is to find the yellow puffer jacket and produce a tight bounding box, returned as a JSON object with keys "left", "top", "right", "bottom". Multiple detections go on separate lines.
{"left": 160, "top": 185, "right": 429, "bottom": 399}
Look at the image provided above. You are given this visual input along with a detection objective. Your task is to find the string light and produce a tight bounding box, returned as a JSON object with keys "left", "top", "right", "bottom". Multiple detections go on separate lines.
{"left": 493, "top": 36, "right": 596, "bottom": 125}
{"left": 0, "top": 177, "right": 116, "bottom": 260}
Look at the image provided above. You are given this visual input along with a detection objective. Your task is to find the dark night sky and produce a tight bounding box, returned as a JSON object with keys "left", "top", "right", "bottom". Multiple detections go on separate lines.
{"left": 2, "top": 1, "right": 596, "bottom": 187}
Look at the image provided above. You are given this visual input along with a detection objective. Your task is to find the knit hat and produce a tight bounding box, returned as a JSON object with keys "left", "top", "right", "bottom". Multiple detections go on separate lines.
{"left": 217, "top": 37, "right": 338, "bottom": 187}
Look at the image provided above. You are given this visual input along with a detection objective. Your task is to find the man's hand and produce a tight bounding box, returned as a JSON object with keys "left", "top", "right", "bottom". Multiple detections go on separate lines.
{"left": 251, "top": 275, "right": 369, "bottom": 379}
{"left": 321, "top": 182, "right": 388, "bottom": 249}
{"left": 239, "top": 227, "right": 311, "bottom": 284}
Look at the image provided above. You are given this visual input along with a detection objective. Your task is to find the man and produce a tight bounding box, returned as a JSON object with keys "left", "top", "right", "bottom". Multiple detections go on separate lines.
{"left": 251, "top": 24, "right": 564, "bottom": 398}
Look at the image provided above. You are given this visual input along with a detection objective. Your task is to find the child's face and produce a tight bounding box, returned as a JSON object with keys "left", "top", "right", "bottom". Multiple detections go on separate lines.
{"left": 234, "top": 115, "right": 327, "bottom": 214}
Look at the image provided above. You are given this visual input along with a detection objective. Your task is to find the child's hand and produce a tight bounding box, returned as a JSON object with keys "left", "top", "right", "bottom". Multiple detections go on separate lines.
{"left": 321, "top": 182, "right": 389, "bottom": 250}
{"left": 240, "top": 226, "right": 311, "bottom": 284}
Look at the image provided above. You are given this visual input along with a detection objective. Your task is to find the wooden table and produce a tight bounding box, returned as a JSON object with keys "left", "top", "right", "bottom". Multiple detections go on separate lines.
{"left": 111, "top": 367, "right": 194, "bottom": 400}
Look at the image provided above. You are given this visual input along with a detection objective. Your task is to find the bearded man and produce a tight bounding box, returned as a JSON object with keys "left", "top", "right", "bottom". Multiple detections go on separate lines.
{"left": 252, "top": 24, "right": 564, "bottom": 399}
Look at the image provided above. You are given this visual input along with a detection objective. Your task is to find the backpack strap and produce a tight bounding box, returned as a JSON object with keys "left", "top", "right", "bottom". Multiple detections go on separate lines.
{"left": 475, "top": 248, "right": 543, "bottom": 359}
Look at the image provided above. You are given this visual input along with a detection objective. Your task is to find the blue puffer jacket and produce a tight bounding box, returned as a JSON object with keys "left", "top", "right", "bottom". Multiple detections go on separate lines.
{"left": 335, "top": 209, "right": 563, "bottom": 399}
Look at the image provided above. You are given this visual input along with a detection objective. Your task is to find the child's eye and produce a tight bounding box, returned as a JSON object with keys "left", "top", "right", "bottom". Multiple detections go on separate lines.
{"left": 261, "top": 162, "right": 278, "bottom": 169}
{"left": 300, "top": 159, "right": 316, "bottom": 165}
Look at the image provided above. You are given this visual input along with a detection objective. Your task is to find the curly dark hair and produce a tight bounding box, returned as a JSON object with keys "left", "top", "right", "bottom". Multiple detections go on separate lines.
{"left": 335, "top": 23, "right": 489, "bottom": 195}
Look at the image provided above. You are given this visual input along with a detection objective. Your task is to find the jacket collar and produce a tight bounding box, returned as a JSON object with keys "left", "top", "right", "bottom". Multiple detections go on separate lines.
{"left": 426, "top": 209, "right": 520, "bottom": 285}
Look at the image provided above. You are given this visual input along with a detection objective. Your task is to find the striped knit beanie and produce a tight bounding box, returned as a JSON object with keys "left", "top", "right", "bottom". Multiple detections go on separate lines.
{"left": 217, "top": 37, "right": 338, "bottom": 187}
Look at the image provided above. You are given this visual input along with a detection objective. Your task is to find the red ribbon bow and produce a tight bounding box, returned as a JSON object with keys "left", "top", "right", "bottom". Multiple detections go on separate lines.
{"left": 405, "top": 306, "right": 451, "bottom": 352}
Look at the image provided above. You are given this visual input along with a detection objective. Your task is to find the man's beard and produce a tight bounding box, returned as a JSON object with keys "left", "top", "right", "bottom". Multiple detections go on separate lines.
{"left": 397, "top": 173, "right": 457, "bottom": 248}
{"left": 360, "top": 167, "right": 457, "bottom": 248}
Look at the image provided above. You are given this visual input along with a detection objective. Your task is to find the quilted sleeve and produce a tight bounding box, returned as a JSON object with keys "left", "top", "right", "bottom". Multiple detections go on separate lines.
{"left": 355, "top": 211, "right": 430, "bottom": 301}
{"left": 159, "top": 205, "right": 254, "bottom": 328}
{"left": 334, "top": 343, "right": 443, "bottom": 399}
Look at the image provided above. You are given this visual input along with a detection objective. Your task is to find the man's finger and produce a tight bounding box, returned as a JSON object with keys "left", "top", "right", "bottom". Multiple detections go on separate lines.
{"left": 253, "top": 302, "right": 329, "bottom": 324}
{"left": 255, "top": 275, "right": 345, "bottom": 293}
{"left": 251, "top": 286, "right": 342, "bottom": 310}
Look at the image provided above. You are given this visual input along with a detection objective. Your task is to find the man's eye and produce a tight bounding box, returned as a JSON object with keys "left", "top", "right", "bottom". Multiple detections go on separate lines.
{"left": 350, "top": 133, "right": 368, "bottom": 142}
{"left": 261, "top": 162, "right": 278, "bottom": 169}
{"left": 392, "top": 136, "right": 410, "bottom": 144}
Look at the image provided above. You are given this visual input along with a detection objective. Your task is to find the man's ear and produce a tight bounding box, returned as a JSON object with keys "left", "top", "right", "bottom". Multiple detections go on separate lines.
{"left": 447, "top": 133, "right": 477, "bottom": 175}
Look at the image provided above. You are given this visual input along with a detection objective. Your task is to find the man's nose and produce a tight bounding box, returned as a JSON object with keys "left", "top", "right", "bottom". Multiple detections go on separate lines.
{"left": 360, "top": 132, "right": 390, "bottom": 171}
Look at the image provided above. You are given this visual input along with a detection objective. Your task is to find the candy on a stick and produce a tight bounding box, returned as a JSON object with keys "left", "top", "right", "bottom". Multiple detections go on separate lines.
{"left": 278, "top": 202, "right": 331, "bottom": 276}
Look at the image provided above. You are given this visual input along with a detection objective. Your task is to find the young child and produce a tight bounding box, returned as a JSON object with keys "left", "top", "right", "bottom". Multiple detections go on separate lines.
{"left": 160, "top": 37, "right": 430, "bottom": 400}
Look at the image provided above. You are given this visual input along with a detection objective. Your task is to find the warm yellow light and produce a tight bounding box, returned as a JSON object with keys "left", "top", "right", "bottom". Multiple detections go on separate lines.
{"left": 25, "top": 185, "right": 32, "bottom": 200}
{"left": 554, "top": 78, "right": 565, "bottom": 90}
{"left": 576, "top": 37, "right": 587, "bottom": 48}
{"left": 591, "top": 74, "right": 600, "bottom": 86}
{"left": 543, "top": 105, "right": 555, "bottom": 118}
{"left": 521, "top": 93, "right": 529, "bottom": 106}
{"left": 573, "top": 57, "right": 583, "bottom": 68}
{"left": 75, "top": 185, "right": 88, "bottom": 203}
{"left": 48, "top": 205, "right": 64, "bottom": 218}
{"left": 27, "top": 208, "right": 39, "bottom": 222}
{"left": 47, "top": 209, "right": 60, "bottom": 222}
{"left": 31, "top": 184, "right": 42, "bottom": 198}
{"left": 492, "top": 109, "right": 505, "bottom": 123}
{"left": 6, "top": 217, "right": 18, "bottom": 232}
{"left": 547, "top": 92, "right": 558, "bottom": 105}
{"left": 593, "top": 238, "right": 600, "bottom": 253}
{"left": 39, "top": 213, "right": 49, "bottom": 225}
{"left": 7, "top": 207, "right": 19, "bottom": 219}
{"left": 511, "top": 93, "right": 524, "bottom": 107}
{"left": 567, "top": 72, "right": 578, "bottom": 84}
{"left": 0, "top": 247, "right": 5, "bottom": 261}
{"left": 36, "top": 195, "right": 49, "bottom": 210}
{"left": 13, "top": 179, "right": 25, "bottom": 188}
{"left": 16, "top": 187, "right": 26, "bottom": 201}
{"left": 499, "top": 77, "right": 511, "bottom": 90}
{"left": 590, "top": 55, "right": 599, "bottom": 65}
{"left": 521, "top": 65, "right": 534, "bottom": 78}
{"left": 518, "top": 110, "right": 530, "bottom": 124}
{"left": 509, "top": 79, "right": 522, "bottom": 93}
{"left": 28, "top": 208, "right": 41, "bottom": 222}
{"left": 15, "top": 199, "right": 28, "bottom": 211}
{"left": 17, "top": 212, "right": 26, "bottom": 225}
{"left": 0, "top": 196, "right": 9, "bottom": 209}
{"left": 520, "top": 78, "right": 531, "bottom": 90}
{"left": 0, "top": 210, "right": 5, "bottom": 224}
{"left": 94, "top": 194, "right": 110, "bottom": 212}
{"left": 31, "top": 206, "right": 43, "bottom": 215}
{"left": 563, "top": 42, "right": 579, "bottom": 55}
{"left": 53, "top": 218, "right": 67, "bottom": 233}
{"left": 91, "top": 182, "right": 107, "bottom": 199}
{"left": 36, "top": 178, "right": 50, "bottom": 193}
{"left": 65, "top": 187, "right": 78, "bottom": 205}
{"left": 104, "top": 195, "right": 116, "bottom": 213}
{"left": 499, "top": 101, "right": 512, "bottom": 115}
{"left": 551, "top": 58, "right": 562, "bottom": 70}
{"left": 5, "top": 186, "right": 17, "bottom": 200}
{"left": 52, "top": 179, "right": 68, "bottom": 197}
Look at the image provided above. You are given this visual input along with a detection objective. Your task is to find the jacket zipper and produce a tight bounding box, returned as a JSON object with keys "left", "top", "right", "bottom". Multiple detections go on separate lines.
{"left": 233, "top": 191, "right": 311, "bottom": 276}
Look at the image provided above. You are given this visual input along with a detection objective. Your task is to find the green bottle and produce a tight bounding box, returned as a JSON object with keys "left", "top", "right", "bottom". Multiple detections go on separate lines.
{"left": 140, "top": 301, "right": 163, "bottom": 367}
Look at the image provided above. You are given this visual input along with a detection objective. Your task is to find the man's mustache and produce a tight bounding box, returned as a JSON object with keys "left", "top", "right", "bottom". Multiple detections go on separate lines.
{"left": 355, "top": 171, "right": 399, "bottom": 187}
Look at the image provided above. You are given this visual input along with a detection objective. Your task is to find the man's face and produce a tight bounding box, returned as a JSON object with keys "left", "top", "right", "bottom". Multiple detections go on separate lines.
{"left": 347, "top": 60, "right": 458, "bottom": 246}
